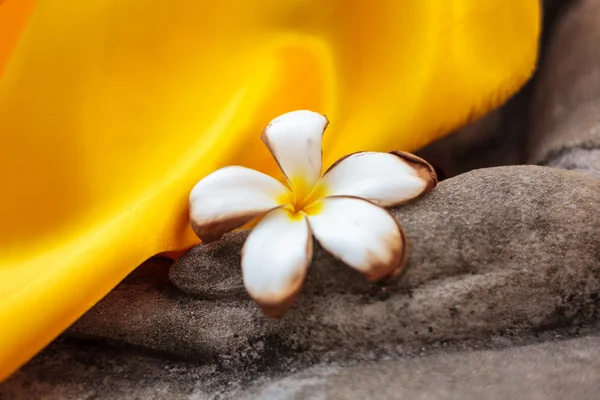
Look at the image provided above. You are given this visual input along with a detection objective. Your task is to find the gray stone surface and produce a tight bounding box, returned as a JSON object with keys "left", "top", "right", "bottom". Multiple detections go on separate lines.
{"left": 3, "top": 329, "right": 600, "bottom": 399}
{"left": 546, "top": 148, "right": 600, "bottom": 179}
{"left": 65, "top": 166, "right": 600, "bottom": 368}
{"left": 241, "top": 333, "right": 600, "bottom": 400}
{"left": 528, "top": 0, "right": 600, "bottom": 177}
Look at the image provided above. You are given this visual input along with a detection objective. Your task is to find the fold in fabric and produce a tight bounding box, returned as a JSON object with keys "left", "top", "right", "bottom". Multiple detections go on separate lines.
{"left": 0, "top": 0, "right": 540, "bottom": 380}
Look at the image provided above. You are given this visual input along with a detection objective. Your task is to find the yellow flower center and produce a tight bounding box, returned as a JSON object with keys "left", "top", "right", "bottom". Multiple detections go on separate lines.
{"left": 290, "top": 182, "right": 326, "bottom": 214}
{"left": 279, "top": 179, "right": 327, "bottom": 220}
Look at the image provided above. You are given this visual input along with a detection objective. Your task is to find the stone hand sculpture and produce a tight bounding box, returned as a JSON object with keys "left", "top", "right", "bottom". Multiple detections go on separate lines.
{"left": 67, "top": 0, "right": 600, "bottom": 371}
{"left": 68, "top": 166, "right": 600, "bottom": 368}
{"left": 2, "top": 0, "right": 600, "bottom": 398}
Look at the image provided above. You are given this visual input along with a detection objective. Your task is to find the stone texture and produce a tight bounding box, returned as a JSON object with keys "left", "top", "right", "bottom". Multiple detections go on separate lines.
{"left": 65, "top": 166, "right": 600, "bottom": 368}
{"left": 242, "top": 333, "right": 600, "bottom": 400}
{"left": 546, "top": 148, "right": 600, "bottom": 179}
{"left": 528, "top": 0, "right": 600, "bottom": 177}
{"left": 3, "top": 329, "right": 600, "bottom": 399}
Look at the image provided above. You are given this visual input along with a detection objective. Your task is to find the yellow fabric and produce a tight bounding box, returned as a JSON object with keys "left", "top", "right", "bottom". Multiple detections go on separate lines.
{"left": 0, "top": 0, "right": 539, "bottom": 380}
{"left": 0, "top": 0, "right": 36, "bottom": 76}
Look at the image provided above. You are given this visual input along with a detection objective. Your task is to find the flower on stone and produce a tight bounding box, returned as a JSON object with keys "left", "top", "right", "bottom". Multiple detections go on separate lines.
{"left": 189, "top": 110, "right": 437, "bottom": 317}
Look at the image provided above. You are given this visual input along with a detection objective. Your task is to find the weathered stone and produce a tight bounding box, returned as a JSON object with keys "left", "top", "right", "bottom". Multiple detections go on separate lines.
{"left": 3, "top": 330, "right": 600, "bottom": 399}
{"left": 170, "top": 229, "right": 380, "bottom": 300}
{"left": 546, "top": 148, "right": 600, "bottom": 179}
{"left": 241, "top": 333, "right": 600, "bottom": 400}
{"left": 169, "top": 233, "right": 250, "bottom": 300}
{"left": 528, "top": 0, "right": 600, "bottom": 178}
{"left": 68, "top": 166, "right": 600, "bottom": 366}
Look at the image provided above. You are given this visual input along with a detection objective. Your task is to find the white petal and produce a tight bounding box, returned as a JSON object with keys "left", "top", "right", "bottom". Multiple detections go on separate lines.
{"left": 242, "top": 208, "right": 312, "bottom": 317}
{"left": 261, "top": 110, "right": 328, "bottom": 199}
{"left": 305, "top": 197, "right": 406, "bottom": 281}
{"left": 189, "top": 166, "right": 291, "bottom": 243}
{"left": 317, "top": 151, "right": 437, "bottom": 207}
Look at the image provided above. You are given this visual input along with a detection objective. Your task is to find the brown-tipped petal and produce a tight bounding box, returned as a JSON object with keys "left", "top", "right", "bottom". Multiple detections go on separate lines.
{"left": 261, "top": 110, "right": 329, "bottom": 196}
{"left": 189, "top": 166, "right": 291, "bottom": 243}
{"left": 241, "top": 208, "right": 312, "bottom": 318}
{"left": 317, "top": 151, "right": 437, "bottom": 207}
{"left": 389, "top": 151, "right": 438, "bottom": 192}
{"left": 305, "top": 196, "right": 406, "bottom": 281}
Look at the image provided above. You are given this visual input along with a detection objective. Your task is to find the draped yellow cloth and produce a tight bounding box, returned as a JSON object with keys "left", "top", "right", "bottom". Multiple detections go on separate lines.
{"left": 0, "top": 0, "right": 539, "bottom": 380}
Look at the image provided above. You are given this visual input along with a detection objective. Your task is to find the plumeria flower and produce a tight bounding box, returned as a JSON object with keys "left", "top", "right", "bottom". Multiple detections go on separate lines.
{"left": 189, "top": 110, "right": 437, "bottom": 317}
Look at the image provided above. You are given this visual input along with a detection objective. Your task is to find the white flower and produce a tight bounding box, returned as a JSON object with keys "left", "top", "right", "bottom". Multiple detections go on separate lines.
{"left": 189, "top": 110, "right": 437, "bottom": 317}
